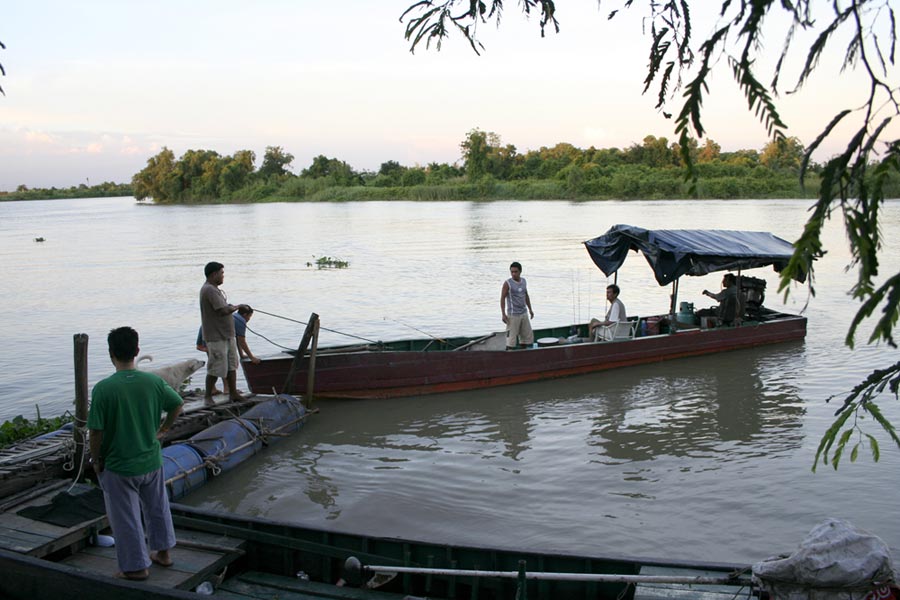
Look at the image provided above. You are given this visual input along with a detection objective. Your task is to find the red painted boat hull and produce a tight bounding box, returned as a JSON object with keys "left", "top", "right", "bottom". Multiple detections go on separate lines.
{"left": 241, "top": 316, "right": 806, "bottom": 399}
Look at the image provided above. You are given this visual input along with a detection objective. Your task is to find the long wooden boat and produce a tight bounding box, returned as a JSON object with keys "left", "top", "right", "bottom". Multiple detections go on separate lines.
{"left": 243, "top": 225, "right": 811, "bottom": 399}
{"left": 243, "top": 311, "right": 806, "bottom": 399}
{"left": 0, "top": 494, "right": 756, "bottom": 599}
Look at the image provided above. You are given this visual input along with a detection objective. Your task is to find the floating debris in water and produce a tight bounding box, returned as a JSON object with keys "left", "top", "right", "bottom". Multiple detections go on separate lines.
{"left": 307, "top": 256, "right": 349, "bottom": 269}
{"left": 34, "top": 237, "right": 45, "bottom": 242}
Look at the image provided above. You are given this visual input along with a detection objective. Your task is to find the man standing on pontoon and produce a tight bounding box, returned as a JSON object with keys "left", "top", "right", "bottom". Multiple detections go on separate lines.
{"left": 199, "top": 261, "right": 251, "bottom": 406}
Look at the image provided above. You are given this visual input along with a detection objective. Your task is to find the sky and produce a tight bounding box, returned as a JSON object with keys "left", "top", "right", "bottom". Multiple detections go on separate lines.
{"left": 2, "top": 1, "right": 897, "bottom": 191}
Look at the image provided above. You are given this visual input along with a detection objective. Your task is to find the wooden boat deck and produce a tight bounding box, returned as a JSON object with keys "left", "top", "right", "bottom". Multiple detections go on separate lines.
{"left": 0, "top": 480, "right": 246, "bottom": 593}
{"left": 0, "top": 481, "right": 105, "bottom": 558}
{"left": 60, "top": 527, "right": 246, "bottom": 591}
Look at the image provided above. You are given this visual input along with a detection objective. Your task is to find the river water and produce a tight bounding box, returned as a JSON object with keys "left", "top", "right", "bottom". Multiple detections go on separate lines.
{"left": 1, "top": 196, "right": 898, "bottom": 564}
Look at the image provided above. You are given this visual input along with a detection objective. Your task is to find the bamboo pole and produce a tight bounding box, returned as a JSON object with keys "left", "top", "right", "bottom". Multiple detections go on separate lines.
{"left": 73, "top": 333, "right": 89, "bottom": 478}
{"left": 360, "top": 563, "right": 752, "bottom": 586}
{"left": 453, "top": 332, "right": 497, "bottom": 352}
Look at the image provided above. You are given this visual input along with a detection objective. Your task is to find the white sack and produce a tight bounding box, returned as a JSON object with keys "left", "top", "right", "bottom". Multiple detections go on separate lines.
{"left": 752, "top": 519, "right": 896, "bottom": 600}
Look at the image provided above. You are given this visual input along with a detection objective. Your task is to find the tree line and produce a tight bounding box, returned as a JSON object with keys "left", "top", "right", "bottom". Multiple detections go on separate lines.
{"left": 129, "top": 130, "right": 868, "bottom": 204}
{"left": 1, "top": 181, "right": 133, "bottom": 202}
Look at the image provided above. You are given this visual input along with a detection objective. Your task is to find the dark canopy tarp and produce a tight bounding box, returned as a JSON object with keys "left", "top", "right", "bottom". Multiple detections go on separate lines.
{"left": 583, "top": 224, "right": 809, "bottom": 286}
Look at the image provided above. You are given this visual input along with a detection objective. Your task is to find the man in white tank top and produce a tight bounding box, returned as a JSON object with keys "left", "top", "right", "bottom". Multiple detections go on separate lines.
{"left": 589, "top": 284, "right": 628, "bottom": 341}
{"left": 500, "top": 261, "right": 535, "bottom": 349}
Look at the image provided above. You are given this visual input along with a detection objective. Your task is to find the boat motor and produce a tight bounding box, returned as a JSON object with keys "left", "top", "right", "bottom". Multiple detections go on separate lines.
{"left": 739, "top": 276, "right": 767, "bottom": 319}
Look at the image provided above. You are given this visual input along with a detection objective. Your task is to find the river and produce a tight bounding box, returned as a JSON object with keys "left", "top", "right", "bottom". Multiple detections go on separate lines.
{"left": 1, "top": 196, "right": 897, "bottom": 564}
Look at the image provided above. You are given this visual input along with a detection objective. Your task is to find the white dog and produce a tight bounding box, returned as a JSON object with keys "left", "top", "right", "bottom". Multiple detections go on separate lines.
{"left": 137, "top": 356, "right": 205, "bottom": 391}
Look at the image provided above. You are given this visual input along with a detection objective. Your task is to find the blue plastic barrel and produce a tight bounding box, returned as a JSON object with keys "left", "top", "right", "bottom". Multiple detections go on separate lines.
{"left": 161, "top": 443, "right": 207, "bottom": 500}
{"left": 186, "top": 418, "right": 261, "bottom": 473}
{"left": 241, "top": 394, "right": 307, "bottom": 438}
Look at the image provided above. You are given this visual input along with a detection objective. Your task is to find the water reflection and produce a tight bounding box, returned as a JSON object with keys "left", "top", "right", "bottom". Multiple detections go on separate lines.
{"left": 588, "top": 342, "right": 806, "bottom": 464}
{"left": 194, "top": 341, "right": 808, "bottom": 519}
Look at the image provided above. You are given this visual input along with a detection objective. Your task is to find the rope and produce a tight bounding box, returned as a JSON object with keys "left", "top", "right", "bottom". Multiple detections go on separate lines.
{"left": 63, "top": 426, "right": 83, "bottom": 494}
{"left": 251, "top": 308, "right": 380, "bottom": 344}
{"left": 205, "top": 457, "right": 222, "bottom": 477}
{"left": 244, "top": 324, "right": 295, "bottom": 351}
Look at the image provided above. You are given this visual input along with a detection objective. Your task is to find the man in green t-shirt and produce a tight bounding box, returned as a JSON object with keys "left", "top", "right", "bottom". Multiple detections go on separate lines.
{"left": 88, "top": 326, "right": 184, "bottom": 581}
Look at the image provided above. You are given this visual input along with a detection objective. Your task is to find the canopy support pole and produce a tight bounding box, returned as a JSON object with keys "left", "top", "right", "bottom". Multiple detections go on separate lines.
{"left": 669, "top": 279, "right": 679, "bottom": 316}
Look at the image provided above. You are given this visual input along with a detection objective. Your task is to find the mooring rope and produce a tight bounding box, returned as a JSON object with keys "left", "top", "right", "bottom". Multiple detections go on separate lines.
{"left": 251, "top": 308, "right": 380, "bottom": 344}
{"left": 244, "top": 324, "right": 295, "bottom": 351}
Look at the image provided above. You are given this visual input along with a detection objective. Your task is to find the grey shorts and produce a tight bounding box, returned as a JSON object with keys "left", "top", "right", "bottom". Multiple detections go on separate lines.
{"left": 206, "top": 338, "right": 239, "bottom": 378}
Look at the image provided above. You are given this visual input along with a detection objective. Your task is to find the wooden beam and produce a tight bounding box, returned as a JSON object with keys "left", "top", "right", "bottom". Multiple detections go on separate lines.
{"left": 281, "top": 313, "right": 318, "bottom": 395}
{"left": 304, "top": 319, "right": 320, "bottom": 409}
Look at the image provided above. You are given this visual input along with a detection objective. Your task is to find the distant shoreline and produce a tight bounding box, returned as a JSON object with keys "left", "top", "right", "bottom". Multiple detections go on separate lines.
{"left": 9, "top": 171, "right": 895, "bottom": 204}
{"left": 10, "top": 177, "right": 820, "bottom": 203}
{"left": 0, "top": 182, "right": 133, "bottom": 202}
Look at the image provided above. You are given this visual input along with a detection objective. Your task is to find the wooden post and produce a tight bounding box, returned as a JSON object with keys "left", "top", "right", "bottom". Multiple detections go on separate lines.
{"left": 304, "top": 319, "right": 320, "bottom": 409}
{"left": 73, "top": 333, "right": 89, "bottom": 479}
{"left": 282, "top": 313, "right": 319, "bottom": 394}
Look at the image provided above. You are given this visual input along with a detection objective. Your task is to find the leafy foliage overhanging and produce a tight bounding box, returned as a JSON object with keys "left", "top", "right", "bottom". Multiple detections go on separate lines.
{"left": 400, "top": 0, "right": 900, "bottom": 471}
{"left": 0, "top": 37, "right": 6, "bottom": 95}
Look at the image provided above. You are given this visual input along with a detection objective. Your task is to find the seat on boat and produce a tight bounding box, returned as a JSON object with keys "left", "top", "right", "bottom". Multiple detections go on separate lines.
{"left": 593, "top": 319, "right": 636, "bottom": 342}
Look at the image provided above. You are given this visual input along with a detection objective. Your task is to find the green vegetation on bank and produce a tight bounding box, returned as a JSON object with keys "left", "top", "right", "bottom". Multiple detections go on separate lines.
{"left": 133, "top": 130, "right": 893, "bottom": 204}
{"left": 1, "top": 181, "right": 133, "bottom": 201}
{"left": 0, "top": 410, "right": 74, "bottom": 449}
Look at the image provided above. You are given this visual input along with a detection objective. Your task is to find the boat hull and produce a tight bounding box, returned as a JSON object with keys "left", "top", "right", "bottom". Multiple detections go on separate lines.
{"left": 0, "top": 502, "right": 751, "bottom": 600}
{"left": 242, "top": 315, "right": 807, "bottom": 399}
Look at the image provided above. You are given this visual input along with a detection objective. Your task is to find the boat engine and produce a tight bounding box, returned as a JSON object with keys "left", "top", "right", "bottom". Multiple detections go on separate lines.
{"left": 739, "top": 275, "right": 766, "bottom": 319}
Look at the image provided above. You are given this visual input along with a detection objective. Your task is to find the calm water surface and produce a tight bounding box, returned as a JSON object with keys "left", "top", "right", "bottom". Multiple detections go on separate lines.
{"left": 1, "top": 197, "right": 898, "bottom": 564}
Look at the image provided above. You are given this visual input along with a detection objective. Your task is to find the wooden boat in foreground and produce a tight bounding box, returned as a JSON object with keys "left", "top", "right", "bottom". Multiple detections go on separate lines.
{"left": 242, "top": 225, "right": 811, "bottom": 399}
{"left": 0, "top": 486, "right": 756, "bottom": 599}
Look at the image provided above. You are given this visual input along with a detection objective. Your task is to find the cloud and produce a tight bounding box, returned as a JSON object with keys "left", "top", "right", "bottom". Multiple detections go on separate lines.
{"left": 0, "top": 127, "right": 160, "bottom": 190}
{"left": 23, "top": 130, "right": 57, "bottom": 145}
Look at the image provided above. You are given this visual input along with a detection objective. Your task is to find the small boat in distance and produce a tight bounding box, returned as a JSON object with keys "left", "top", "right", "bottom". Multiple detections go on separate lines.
{"left": 241, "top": 225, "right": 810, "bottom": 399}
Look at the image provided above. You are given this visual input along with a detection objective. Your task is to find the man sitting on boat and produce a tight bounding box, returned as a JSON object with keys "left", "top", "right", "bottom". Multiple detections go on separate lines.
{"left": 702, "top": 273, "right": 742, "bottom": 326}
{"left": 589, "top": 284, "right": 629, "bottom": 341}
{"left": 501, "top": 261, "right": 535, "bottom": 349}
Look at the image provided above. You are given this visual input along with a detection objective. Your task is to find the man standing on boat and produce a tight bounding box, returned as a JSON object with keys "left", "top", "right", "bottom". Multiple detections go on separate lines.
{"left": 200, "top": 261, "right": 251, "bottom": 406}
{"left": 501, "top": 261, "right": 535, "bottom": 349}
{"left": 88, "top": 326, "right": 183, "bottom": 581}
